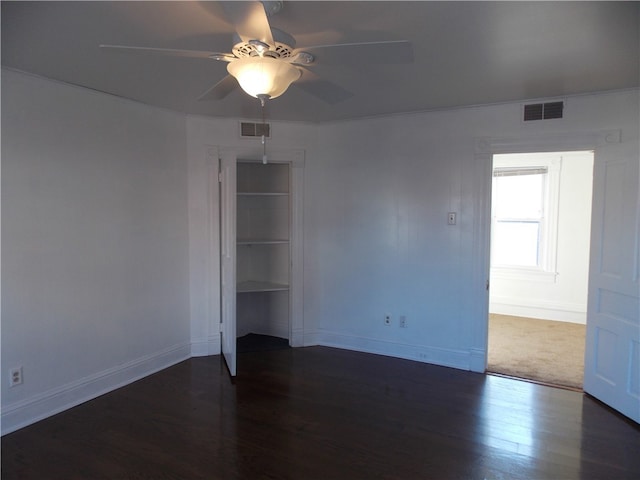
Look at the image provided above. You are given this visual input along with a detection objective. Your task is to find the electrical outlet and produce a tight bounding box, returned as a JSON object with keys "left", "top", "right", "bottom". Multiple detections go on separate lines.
{"left": 9, "top": 366, "right": 23, "bottom": 387}
{"left": 399, "top": 316, "right": 407, "bottom": 328}
{"left": 384, "top": 314, "right": 392, "bottom": 326}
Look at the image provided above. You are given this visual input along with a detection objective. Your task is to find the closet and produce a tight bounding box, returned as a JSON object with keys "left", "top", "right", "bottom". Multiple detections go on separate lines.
{"left": 236, "top": 162, "right": 290, "bottom": 343}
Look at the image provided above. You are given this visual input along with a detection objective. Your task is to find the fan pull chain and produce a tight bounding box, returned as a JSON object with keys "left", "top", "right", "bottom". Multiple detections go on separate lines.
{"left": 260, "top": 96, "right": 268, "bottom": 164}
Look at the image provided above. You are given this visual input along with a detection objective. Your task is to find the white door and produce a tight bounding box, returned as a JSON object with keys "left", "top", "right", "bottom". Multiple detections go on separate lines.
{"left": 584, "top": 149, "right": 639, "bottom": 423}
{"left": 219, "top": 154, "right": 237, "bottom": 376}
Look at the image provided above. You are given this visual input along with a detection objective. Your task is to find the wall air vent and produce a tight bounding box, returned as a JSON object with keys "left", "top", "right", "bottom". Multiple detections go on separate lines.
{"left": 240, "top": 122, "right": 271, "bottom": 138}
{"left": 523, "top": 101, "right": 564, "bottom": 121}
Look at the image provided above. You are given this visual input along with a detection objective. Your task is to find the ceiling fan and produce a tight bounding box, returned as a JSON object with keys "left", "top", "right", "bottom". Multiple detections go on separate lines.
{"left": 100, "top": 1, "right": 413, "bottom": 105}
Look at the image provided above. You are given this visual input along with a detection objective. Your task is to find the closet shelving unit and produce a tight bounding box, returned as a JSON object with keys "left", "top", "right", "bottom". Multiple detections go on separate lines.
{"left": 236, "top": 162, "right": 290, "bottom": 339}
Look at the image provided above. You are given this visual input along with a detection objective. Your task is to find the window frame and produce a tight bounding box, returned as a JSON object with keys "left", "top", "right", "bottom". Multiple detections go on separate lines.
{"left": 490, "top": 153, "right": 562, "bottom": 283}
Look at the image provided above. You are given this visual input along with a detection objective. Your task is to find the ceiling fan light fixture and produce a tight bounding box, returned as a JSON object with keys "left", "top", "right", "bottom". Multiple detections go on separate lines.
{"left": 227, "top": 56, "right": 300, "bottom": 100}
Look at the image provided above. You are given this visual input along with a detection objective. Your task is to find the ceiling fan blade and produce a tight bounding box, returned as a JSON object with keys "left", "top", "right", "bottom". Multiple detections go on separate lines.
{"left": 197, "top": 75, "right": 238, "bottom": 101}
{"left": 220, "top": 1, "right": 275, "bottom": 47}
{"left": 296, "top": 40, "right": 413, "bottom": 65}
{"left": 100, "top": 44, "right": 232, "bottom": 60}
{"left": 294, "top": 68, "right": 353, "bottom": 105}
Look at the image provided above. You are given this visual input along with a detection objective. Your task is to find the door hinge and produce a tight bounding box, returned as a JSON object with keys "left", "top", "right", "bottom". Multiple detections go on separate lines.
{"left": 218, "top": 171, "right": 224, "bottom": 183}
{"left": 486, "top": 280, "right": 490, "bottom": 291}
{"left": 219, "top": 322, "right": 223, "bottom": 332}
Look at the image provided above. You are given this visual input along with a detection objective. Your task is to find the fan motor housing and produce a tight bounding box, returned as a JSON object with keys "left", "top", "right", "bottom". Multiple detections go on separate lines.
{"left": 232, "top": 27, "right": 296, "bottom": 59}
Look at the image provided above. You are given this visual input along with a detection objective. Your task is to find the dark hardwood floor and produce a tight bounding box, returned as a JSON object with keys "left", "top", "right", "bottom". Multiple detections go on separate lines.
{"left": 3, "top": 346, "right": 639, "bottom": 479}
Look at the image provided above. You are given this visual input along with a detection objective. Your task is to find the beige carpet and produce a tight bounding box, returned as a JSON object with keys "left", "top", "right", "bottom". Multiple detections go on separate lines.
{"left": 488, "top": 314, "right": 586, "bottom": 389}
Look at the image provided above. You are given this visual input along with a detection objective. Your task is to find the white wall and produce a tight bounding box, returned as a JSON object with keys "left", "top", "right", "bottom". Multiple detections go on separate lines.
{"left": 489, "top": 152, "right": 594, "bottom": 323}
{"left": 2, "top": 70, "right": 191, "bottom": 434}
{"left": 305, "top": 90, "right": 638, "bottom": 371}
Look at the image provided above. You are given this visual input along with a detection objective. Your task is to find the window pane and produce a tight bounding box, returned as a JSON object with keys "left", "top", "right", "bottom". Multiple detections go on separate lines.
{"left": 493, "top": 174, "right": 544, "bottom": 218}
{"left": 492, "top": 221, "right": 540, "bottom": 266}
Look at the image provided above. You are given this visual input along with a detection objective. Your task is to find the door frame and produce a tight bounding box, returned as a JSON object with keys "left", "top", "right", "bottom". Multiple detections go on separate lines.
{"left": 470, "top": 130, "right": 622, "bottom": 374}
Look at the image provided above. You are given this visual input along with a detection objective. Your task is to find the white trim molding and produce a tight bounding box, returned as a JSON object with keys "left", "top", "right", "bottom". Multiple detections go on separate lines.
{"left": 475, "top": 130, "right": 621, "bottom": 155}
{"left": 468, "top": 348, "right": 487, "bottom": 373}
{"left": 316, "top": 330, "right": 473, "bottom": 371}
{"left": 190, "top": 334, "right": 222, "bottom": 357}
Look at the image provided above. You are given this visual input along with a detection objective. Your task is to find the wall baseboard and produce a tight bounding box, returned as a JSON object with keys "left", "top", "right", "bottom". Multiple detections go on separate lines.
{"left": 468, "top": 348, "right": 487, "bottom": 373}
{"left": 290, "top": 328, "right": 305, "bottom": 348}
{"left": 248, "top": 324, "right": 288, "bottom": 342}
{"left": 2, "top": 331, "right": 482, "bottom": 435}
{"left": 315, "top": 330, "right": 473, "bottom": 371}
{"left": 490, "top": 298, "right": 587, "bottom": 324}
{"left": 190, "top": 334, "right": 221, "bottom": 357}
{"left": 302, "top": 331, "right": 320, "bottom": 347}
{"left": 1, "top": 342, "right": 191, "bottom": 436}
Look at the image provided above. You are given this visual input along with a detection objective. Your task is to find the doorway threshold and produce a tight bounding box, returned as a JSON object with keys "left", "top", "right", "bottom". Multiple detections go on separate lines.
{"left": 487, "top": 371, "right": 584, "bottom": 393}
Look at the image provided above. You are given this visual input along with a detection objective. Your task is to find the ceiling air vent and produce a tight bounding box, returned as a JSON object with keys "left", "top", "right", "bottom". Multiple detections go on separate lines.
{"left": 523, "top": 101, "right": 564, "bottom": 121}
{"left": 240, "top": 122, "right": 271, "bottom": 138}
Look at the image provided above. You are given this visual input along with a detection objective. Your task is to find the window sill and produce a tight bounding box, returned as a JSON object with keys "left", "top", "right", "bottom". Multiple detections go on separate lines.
{"left": 490, "top": 267, "right": 558, "bottom": 283}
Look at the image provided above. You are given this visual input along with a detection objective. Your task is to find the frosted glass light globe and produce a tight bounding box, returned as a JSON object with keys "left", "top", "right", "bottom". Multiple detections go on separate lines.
{"left": 228, "top": 57, "right": 301, "bottom": 100}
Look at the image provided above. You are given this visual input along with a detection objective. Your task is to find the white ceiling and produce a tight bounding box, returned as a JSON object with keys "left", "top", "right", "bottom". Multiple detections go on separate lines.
{"left": 2, "top": 1, "right": 638, "bottom": 123}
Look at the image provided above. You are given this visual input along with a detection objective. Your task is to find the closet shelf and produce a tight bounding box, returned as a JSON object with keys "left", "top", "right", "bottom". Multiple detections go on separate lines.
{"left": 237, "top": 192, "right": 289, "bottom": 197}
{"left": 237, "top": 280, "right": 289, "bottom": 293}
{"left": 237, "top": 238, "right": 289, "bottom": 245}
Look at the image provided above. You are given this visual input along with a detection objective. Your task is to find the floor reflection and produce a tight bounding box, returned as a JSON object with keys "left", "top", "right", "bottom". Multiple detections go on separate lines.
{"left": 479, "top": 375, "right": 583, "bottom": 473}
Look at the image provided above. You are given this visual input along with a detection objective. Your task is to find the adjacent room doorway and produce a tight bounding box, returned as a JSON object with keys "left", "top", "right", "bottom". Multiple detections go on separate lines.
{"left": 487, "top": 150, "right": 594, "bottom": 389}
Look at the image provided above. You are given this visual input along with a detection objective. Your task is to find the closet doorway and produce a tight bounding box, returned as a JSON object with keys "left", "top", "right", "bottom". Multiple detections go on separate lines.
{"left": 219, "top": 147, "right": 305, "bottom": 376}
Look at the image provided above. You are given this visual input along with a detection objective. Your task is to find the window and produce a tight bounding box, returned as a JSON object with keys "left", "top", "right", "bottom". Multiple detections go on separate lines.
{"left": 492, "top": 167, "right": 546, "bottom": 267}
{"left": 491, "top": 153, "right": 562, "bottom": 281}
